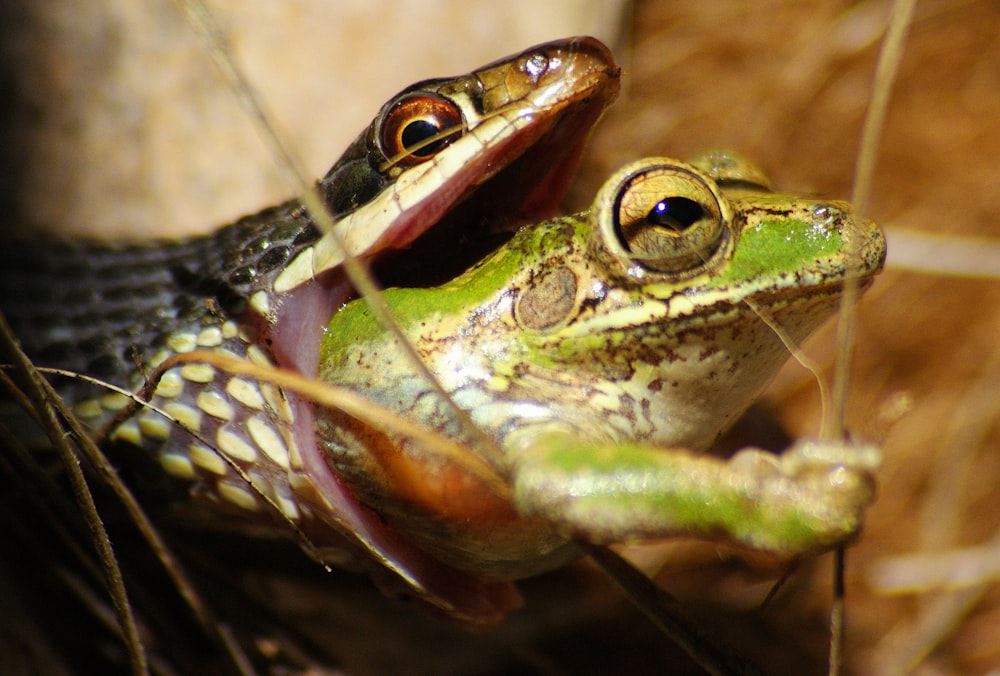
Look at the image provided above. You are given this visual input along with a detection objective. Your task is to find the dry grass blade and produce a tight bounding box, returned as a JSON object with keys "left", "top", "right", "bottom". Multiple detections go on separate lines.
{"left": 826, "top": 2, "right": 915, "bottom": 673}
{"left": 174, "top": 0, "right": 506, "bottom": 472}
{"left": 0, "top": 411, "right": 111, "bottom": 592}
{"left": 0, "top": 314, "right": 149, "bottom": 676}
{"left": 582, "top": 542, "right": 762, "bottom": 676}
{"left": 3, "top": 367, "right": 219, "bottom": 637}
{"left": 832, "top": 0, "right": 915, "bottom": 440}
{"left": 828, "top": 547, "right": 846, "bottom": 676}
{"left": 885, "top": 228, "right": 1000, "bottom": 279}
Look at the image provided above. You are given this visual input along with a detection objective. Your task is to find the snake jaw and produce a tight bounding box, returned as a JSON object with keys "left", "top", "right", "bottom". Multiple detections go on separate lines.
{"left": 273, "top": 36, "right": 620, "bottom": 293}
{"left": 250, "top": 38, "right": 619, "bottom": 620}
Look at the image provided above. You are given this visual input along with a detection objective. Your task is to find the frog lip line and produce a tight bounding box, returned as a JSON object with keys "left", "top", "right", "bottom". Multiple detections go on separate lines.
{"left": 554, "top": 275, "right": 878, "bottom": 344}
{"left": 563, "top": 250, "right": 885, "bottom": 336}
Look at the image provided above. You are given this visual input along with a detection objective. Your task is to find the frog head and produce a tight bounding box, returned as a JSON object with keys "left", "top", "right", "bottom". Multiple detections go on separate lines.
{"left": 322, "top": 155, "right": 885, "bottom": 450}
{"left": 317, "top": 155, "right": 885, "bottom": 578}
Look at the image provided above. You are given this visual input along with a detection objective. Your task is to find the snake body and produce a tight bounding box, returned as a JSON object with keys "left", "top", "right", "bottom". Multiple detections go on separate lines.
{"left": 2, "top": 204, "right": 317, "bottom": 394}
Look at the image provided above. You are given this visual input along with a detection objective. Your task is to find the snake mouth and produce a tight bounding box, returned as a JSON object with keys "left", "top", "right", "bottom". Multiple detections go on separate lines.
{"left": 373, "top": 86, "right": 617, "bottom": 288}
{"left": 297, "top": 36, "right": 621, "bottom": 289}
{"left": 368, "top": 40, "right": 621, "bottom": 288}
{"left": 256, "top": 38, "right": 619, "bottom": 622}
{"left": 269, "top": 36, "right": 620, "bottom": 378}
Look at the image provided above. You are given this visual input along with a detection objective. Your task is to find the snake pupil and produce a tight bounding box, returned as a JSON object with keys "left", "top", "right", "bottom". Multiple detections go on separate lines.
{"left": 402, "top": 119, "right": 446, "bottom": 157}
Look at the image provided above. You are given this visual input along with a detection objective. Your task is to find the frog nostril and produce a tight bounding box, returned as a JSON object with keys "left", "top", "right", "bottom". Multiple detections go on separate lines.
{"left": 810, "top": 204, "right": 840, "bottom": 228}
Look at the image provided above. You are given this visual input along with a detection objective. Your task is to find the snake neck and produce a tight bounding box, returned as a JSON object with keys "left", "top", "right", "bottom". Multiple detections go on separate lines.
{"left": 0, "top": 198, "right": 321, "bottom": 387}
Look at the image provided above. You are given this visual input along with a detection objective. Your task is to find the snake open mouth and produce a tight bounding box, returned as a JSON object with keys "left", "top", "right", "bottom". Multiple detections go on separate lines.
{"left": 268, "top": 36, "right": 620, "bottom": 377}
{"left": 254, "top": 38, "right": 620, "bottom": 622}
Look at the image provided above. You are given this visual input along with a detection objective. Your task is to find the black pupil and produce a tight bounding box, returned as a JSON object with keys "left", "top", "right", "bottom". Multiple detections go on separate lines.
{"left": 647, "top": 197, "right": 703, "bottom": 233}
{"left": 401, "top": 118, "right": 447, "bottom": 157}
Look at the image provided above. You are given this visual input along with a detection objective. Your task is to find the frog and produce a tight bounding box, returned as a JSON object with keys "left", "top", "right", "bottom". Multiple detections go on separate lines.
{"left": 316, "top": 152, "right": 886, "bottom": 590}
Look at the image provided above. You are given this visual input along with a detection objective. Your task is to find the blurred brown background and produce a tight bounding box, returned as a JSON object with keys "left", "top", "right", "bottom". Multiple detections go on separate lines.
{"left": 2, "top": 1, "right": 999, "bottom": 673}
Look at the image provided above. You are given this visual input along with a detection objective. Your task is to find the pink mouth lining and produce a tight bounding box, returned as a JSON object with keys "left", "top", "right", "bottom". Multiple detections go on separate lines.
{"left": 254, "top": 76, "right": 610, "bottom": 621}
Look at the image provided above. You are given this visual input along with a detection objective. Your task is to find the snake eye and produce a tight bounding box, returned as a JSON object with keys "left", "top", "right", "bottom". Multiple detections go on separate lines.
{"left": 610, "top": 161, "right": 728, "bottom": 273}
{"left": 378, "top": 93, "right": 465, "bottom": 168}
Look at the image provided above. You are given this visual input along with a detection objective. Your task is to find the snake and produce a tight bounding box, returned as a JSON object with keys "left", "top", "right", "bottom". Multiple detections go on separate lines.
{"left": 0, "top": 37, "right": 620, "bottom": 623}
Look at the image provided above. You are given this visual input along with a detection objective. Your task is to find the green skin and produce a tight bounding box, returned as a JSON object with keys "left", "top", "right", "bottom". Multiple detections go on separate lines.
{"left": 317, "top": 154, "right": 887, "bottom": 579}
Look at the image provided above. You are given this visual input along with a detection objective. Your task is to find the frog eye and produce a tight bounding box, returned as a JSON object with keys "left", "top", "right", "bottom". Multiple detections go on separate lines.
{"left": 378, "top": 93, "right": 466, "bottom": 168}
{"left": 610, "top": 161, "right": 728, "bottom": 273}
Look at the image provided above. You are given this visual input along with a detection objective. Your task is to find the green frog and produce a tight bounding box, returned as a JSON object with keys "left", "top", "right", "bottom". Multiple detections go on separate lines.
{"left": 1, "top": 36, "right": 888, "bottom": 671}
{"left": 317, "top": 152, "right": 886, "bottom": 590}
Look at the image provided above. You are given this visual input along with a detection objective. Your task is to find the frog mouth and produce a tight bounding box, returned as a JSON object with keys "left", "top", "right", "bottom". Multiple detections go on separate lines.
{"left": 728, "top": 226, "right": 887, "bottom": 348}
{"left": 759, "top": 263, "right": 883, "bottom": 302}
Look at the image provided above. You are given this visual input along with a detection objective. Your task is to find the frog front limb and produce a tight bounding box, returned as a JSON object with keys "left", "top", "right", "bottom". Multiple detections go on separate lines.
{"left": 509, "top": 430, "right": 880, "bottom": 555}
